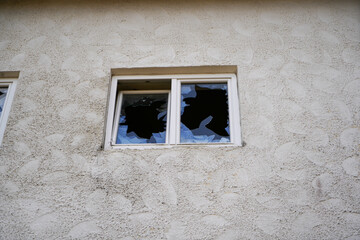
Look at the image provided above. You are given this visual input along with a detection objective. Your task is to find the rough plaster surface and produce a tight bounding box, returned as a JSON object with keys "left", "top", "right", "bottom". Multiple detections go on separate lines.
{"left": 0, "top": 0, "right": 360, "bottom": 239}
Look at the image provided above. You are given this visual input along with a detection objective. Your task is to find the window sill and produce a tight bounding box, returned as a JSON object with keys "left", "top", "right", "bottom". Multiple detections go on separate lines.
{"left": 107, "top": 142, "right": 243, "bottom": 150}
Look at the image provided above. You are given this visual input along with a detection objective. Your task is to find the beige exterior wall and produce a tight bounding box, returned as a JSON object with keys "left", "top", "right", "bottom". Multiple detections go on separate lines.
{"left": 0, "top": 0, "right": 360, "bottom": 239}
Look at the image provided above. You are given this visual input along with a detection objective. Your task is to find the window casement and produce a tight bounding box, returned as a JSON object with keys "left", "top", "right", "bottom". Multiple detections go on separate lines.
{"left": 0, "top": 79, "right": 17, "bottom": 146}
{"left": 104, "top": 74, "right": 241, "bottom": 149}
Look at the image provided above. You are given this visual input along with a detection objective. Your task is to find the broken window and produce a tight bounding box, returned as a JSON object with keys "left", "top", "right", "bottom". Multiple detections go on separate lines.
{"left": 106, "top": 73, "right": 241, "bottom": 148}
{"left": 115, "top": 93, "right": 169, "bottom": 144}
{"left": 180, "top": 83, "right": 230, "bottom": 143}
{"left": 0, "top": 78, "right": 18, "bottom": 146}
{"left": 0, "top": 88, "right": 8, "bottom": 117}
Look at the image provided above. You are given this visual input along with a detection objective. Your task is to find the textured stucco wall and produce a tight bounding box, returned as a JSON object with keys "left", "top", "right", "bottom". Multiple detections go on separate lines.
{"left": 0, "top": 0, "right": 360, "bottom": 239}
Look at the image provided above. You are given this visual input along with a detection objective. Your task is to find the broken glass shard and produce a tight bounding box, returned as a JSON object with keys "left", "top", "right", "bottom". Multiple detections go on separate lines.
{"left": 0, "top": 88, "right": 8, "bottom": 117}
{"left": 180, "top": 83, "right": 230, "bottom": 143}
{"left": 116, "top": 93, "right": 168, "bottom": 144}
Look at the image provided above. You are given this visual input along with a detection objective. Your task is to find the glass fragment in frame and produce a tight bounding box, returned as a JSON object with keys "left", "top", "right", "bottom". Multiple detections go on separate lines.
{"left": 180, "top": 83, "right": 230, "bottom": 143}
{"left": 116, "top": 93, "right": 168, "bottom": 144}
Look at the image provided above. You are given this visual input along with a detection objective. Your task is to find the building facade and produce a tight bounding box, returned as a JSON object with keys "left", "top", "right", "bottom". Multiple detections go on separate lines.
{"left": 0, "top": 0, "right": 359, "bottom": 239}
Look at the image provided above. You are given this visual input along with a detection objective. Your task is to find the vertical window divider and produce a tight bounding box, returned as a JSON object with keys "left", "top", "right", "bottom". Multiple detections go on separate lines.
{"left": 229, "top": 74, "right": 242, "bottom": 146}
{"left": 169, "top": 78, "right": 178, "bottom": 145}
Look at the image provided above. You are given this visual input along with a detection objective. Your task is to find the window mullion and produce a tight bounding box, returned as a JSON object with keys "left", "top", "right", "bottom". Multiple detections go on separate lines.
{"left": 169, "top": 78, "right": 178, "bottom": 144}
{"left": 229, "top": 75, "right": 242, "bottom": 146}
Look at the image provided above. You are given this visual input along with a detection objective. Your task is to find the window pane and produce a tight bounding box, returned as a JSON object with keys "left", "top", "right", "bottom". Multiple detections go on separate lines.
{"left": 0, "top": 88, "right": 8, "bottom": 118}
{"left": 116, "top": 93, "right": 168, "bottom": 144}
{"left": 180, "top": 83, "right": 230, "bottom": 143}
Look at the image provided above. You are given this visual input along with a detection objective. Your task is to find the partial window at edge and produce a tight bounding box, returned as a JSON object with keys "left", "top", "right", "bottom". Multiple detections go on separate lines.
{"left": 0, "top": 79, "right": 17, "bottom": 146}
{"left": 0, "top": 88, "right": 8, "bottom": 117}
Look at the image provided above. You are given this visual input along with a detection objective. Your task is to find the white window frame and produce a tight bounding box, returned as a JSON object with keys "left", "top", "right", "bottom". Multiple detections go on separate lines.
{"left": 104, "top": 74, "right": 241, "bottom": 149}
{"left": 0, "top": 79, "right": 17, "bottom": 146}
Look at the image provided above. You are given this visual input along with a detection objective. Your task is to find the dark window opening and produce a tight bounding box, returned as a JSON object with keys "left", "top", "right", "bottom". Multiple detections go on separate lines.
{"left": 117, "top": 79, "right": 171, "bottom": 91}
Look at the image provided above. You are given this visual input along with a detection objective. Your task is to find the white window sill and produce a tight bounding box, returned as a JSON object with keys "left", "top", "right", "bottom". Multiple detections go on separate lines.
{"left": 107, "top": 142, "right": 243, "bottom": 150}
